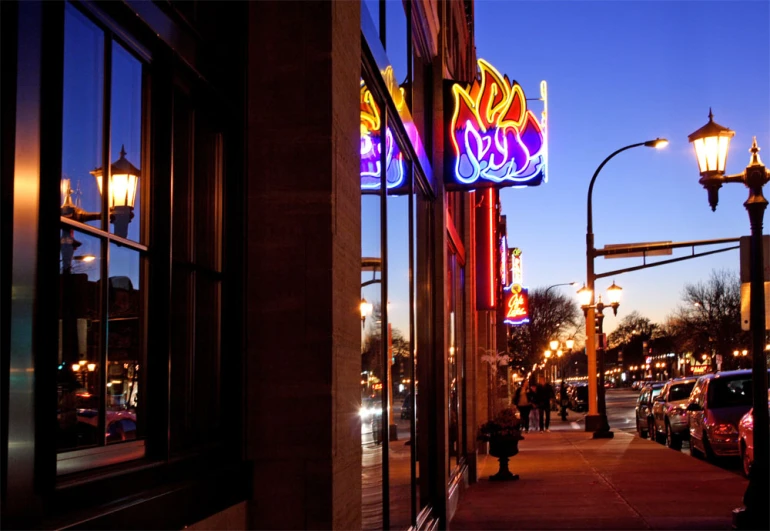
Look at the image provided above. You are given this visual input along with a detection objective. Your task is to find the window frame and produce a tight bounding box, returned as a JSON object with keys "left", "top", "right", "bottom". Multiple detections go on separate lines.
{"left": 56, "top": 1, "right": 151, "bottom": 475}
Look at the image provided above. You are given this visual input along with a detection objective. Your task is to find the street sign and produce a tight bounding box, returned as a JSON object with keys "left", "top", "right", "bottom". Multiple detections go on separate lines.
{"left": 739, "top": 282, "right": 770, "bottom": 330}
{"left": 739, "top": 235, "right": 770, "bottom": 282}
{"left": 602, "top": 241, "right": 673, "bottom": 259}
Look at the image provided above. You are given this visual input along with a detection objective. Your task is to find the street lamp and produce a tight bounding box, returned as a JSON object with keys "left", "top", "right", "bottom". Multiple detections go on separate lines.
{"left": 549, "top": 339, "right": 574, "bottom": 380}
{"left": 688, "top": 110, "right": 769, "bottom": 530}
{"left": 545, "top": 281, "right": 580, "bottom": 295}
{"left": 360, "top": 298, "right": 373, "bottom": 329}
{"left": 585, "top": 138, "right": 666, "bottom": 436}
{"left": 90, "top": 145, "right": 140, "bottom": 238}
{"left": 577, "top": 281, "right": 623, "bottom": 438}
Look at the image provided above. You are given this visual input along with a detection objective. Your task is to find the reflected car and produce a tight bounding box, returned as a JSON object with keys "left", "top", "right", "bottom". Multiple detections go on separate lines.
{"left": 687, "top": 369, "right": 770, "bottom": 461}
{"left": 634, "top": 382, "right": 665, "bottom": 439}
{"left": 651, "top": 377, "right": 698, "bottom": 449}
{"left": 400, "top": 393, "right": 413, "bottom": 419}
{"left": 738, "top": 396, "right": 770, "bottom": 478}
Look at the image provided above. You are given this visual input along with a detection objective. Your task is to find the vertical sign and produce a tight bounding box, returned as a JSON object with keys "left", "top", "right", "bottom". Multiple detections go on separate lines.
{"left": 511, "top": 248, "right": 522, "bottom": 285}
{"left": 476, "top": 189, "right": 497, "bottom": 310}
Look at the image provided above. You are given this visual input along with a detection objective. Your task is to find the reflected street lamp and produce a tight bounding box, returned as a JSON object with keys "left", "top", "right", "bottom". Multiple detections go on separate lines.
{"left": 584, "top": 138, "right": 666, "bottom": 437}
{"left": 688, "top": 110, "right": 769, "bottom": 530}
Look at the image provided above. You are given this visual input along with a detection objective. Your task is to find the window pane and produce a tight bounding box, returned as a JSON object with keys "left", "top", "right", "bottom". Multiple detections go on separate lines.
{"left": 61, "top": 4, "right": 104, "bottom": 230}
{"left": 387, "top": 162, "right": 413, "bottom": 529}
{"left": 58, "top": 229, "right": 102, "bottom": 451}
{"left": 107, "top": 244, "right": 143, "bottom": 444}
{"left": 361, "top": 81, "right": 384, "bottom": 530}
{"left": 385, "top": 0, "right": 409, "bottom": 89}
{"left": 109, "top": 42, "right": 143, "bottom": 242}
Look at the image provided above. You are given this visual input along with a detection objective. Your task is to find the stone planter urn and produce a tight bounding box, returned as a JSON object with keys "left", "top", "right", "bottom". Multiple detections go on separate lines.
{"left": 488, "top": 434, "right": 521, "bottom": 481}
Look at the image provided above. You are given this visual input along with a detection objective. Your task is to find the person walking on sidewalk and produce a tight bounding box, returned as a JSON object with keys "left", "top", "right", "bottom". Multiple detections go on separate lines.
{"left": 559, "top": 380, "right": 569, "bottom": 421}
{"left": 535, "top": 380, "right": 555, "bottom": 432}
{"left": 512, "top": 383, "right": 533, "bottom": 433}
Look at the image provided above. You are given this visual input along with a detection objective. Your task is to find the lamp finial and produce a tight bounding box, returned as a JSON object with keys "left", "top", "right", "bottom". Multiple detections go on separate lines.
{"left": 120, "top": 145, "right": 127, "bottom": 159}
{"left": 708, "top": 107, "right": 713, "bottom": 121}
{"left": 748, "top": 136, "right": 763, "bottom": 167}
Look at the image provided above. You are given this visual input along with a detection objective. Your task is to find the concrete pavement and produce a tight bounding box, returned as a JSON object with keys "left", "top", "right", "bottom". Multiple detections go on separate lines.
{"left": 451, "top": 420, "right": 749, "bottom": 530}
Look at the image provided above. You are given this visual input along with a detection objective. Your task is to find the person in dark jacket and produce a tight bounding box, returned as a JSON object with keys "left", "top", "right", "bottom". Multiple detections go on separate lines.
{"left": 512, "top": 382, "right": 533, "bottom": 433}
{"left": 559, "top": 380, "right": 569, "bottom": 421}
{"left": 535, "top": 380, "right": 555, "bottom": 432}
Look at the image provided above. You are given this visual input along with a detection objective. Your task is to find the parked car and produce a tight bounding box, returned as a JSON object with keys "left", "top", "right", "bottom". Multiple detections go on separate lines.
{"left": 687, "top": 369, "right": 770, "bottom": 461}
{"left": 651, "top": 377, "right": 698, "bottom": 449}
{"left": 568, "top": 383, "right": 588, "bottom": 412}
{"left": 738, "top": 395, "right": 770, "bottom": 478}
{"left": 634, "top": 382, "right": 665, "bottom": 439}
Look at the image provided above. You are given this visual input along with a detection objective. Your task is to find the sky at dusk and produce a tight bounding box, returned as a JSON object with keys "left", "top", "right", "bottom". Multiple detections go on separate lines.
{"left": 475, "top": 0, "right": 770, "bottom": 334}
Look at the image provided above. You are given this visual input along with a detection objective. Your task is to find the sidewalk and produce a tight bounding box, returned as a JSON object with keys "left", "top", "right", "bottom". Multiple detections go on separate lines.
{"left": 451, "top": 422, "right": 748, "bottom": 530}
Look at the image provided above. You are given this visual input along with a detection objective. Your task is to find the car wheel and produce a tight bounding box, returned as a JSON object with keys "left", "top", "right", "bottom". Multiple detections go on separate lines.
{"left": 702, "top": 434, "right": 716, "bottom": 461}
{"left": 740, "top": 441, "right": 751, "bottom": 478}
{"left": 665, "top": 421, "right": 682, "bottom": 450}
{"left": 653, "top": 421, "right": 665, "bottom": 444}
{"left": 689, "top": 437, "right": 704, "bottom": 459}
{"left": 637, "top": 419, "right": 648, "bottom": 439}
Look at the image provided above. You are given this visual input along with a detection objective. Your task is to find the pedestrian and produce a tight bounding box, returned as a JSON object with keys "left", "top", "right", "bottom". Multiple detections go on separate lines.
{"left": 528, "top": 380, "right": 540, "bottom": 431}
{"left": 559, "top": 380, "right": 569, "bottom": 421}
{"left": 535, "top": 380, "right": 555, "bottom": 432}
{"left": 512, "top": 383, "right": 533, "bottom": 433}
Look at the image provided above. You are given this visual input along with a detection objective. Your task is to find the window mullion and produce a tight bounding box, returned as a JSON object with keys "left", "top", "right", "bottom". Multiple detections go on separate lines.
{"left": 98, "top": 30, "right": 113, "bottom": 447}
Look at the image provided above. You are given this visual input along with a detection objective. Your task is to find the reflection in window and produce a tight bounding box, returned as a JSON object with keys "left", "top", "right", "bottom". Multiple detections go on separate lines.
{"left": 61, "top": 3, "right": 104, "bottom": 230}
{"left": 107, "top": 244, "right": 142, "bottom": 444}
{"left": 360, "top": 82, "right": 405, "bottom": 192}
{"left": 58, "top": 3, "right": 146, "bottom": 462}
{"left": 58, "top": 230, "right": 102, "bottom": 451}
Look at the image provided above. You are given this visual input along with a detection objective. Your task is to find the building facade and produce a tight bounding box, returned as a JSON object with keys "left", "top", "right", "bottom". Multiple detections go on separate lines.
{"left": 1, "top": 1, "right": 513, "bottom": 529}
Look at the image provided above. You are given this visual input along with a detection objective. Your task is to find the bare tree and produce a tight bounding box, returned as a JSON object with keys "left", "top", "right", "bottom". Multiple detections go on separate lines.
{"left": 667, "top": 269, "right": 748, "bottom": 370}
{"left": 506, "top": 287, "right": 583, "bottom": 374}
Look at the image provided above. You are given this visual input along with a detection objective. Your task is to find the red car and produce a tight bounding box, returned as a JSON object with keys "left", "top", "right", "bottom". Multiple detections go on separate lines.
{"left": 738, "top": 398, "right": 770, "bottom": 477}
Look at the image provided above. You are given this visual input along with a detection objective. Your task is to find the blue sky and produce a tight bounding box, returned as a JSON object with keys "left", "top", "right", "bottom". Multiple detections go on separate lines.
{"left": 475, "top": 0, "right": 770, "bottom": 333}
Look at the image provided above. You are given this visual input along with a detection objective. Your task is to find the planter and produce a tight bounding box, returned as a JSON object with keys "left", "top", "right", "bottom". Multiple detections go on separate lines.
{"left": 487, "top": 434, "right": 522, "bottom": 481}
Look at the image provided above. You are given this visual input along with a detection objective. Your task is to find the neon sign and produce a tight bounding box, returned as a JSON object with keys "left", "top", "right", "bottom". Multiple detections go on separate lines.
{"left": 500, "top": 235, "right": 508, "bottom": 287}
{"left": 360, "top": 82, "right": 406, "bottom": 191}
{"left": 504, "top": 284, "right": 530, "bottom": 326}
{"left": 446, "top": 59, "right": 546, "bottom": 190}
{"left": 511, "top": 248, "right": 522, "bottom": 285}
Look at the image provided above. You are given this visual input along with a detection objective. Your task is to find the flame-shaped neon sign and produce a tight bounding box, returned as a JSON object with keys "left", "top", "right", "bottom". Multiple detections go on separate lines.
{"left": 360, "top": 81, "right": 405, "bottom": 191}
{"left": 446, "top": 59, "right": 546, "bottom": 189}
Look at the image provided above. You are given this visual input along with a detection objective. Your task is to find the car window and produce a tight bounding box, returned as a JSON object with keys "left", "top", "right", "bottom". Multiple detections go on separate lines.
{"left": 651, "top": 387, "right": 663, "bottom": 399}
{"left": 668, "top": 381, "right": 696, "bottom": 401}
{"left": 708, "top": 376, "right": 753, "bottom": 408}
{"left": 638, "top": 390, "right": 647, "bottom": 404}
{"left": 694, "top": 379, "right": 707, "bottom": 407}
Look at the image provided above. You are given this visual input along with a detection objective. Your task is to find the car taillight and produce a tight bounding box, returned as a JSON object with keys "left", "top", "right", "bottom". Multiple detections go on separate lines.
{"left": 712, "top": 423, "right": 738, "bottom": 437}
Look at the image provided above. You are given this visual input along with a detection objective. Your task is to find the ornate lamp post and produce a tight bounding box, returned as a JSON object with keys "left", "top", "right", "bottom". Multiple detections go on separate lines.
{"left": 577, "top": 281, "right": 622, "bottom": 438}
{"left": 688, "top": 111, "right": 769, "bottom": 530}
{"left": 585, "top": 138, "right": 667, "bottom": 435}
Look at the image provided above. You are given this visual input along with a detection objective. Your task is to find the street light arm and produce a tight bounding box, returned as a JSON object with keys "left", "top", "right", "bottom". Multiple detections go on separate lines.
{"left": 587, "top": 141, "right": 649, "bottom": 236}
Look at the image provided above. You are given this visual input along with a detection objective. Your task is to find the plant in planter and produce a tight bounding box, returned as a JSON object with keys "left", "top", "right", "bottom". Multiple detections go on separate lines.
{"left": 477, "top": 407, "right": 524, "bottom": 481}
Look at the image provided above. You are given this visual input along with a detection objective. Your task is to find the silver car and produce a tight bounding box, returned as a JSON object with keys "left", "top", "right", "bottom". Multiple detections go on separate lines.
{"left": 686, "top": 369, "right": 769, "bottom": 460}
{"left": 651, "top": 377, "right": 698, "bottom": 449}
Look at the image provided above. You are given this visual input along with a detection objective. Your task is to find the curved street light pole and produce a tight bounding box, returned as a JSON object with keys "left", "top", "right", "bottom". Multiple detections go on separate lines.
{"left": 585, "top": 139, "right": 667, "bottom": 436}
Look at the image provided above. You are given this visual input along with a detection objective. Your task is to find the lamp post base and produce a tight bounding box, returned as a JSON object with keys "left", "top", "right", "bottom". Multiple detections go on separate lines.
{"left": 584, "top": 414, "right": 607, "bottom": 432}
{"left": 732, "top": 505, "right": 769, "bottom": 530}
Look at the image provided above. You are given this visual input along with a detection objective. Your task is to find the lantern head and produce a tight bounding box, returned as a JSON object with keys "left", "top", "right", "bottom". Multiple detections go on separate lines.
{"left": 688, "top": 109, "right": 734, "bottom": 211}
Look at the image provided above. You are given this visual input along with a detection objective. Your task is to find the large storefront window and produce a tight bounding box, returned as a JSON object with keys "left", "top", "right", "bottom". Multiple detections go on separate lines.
{"left": 58, "top": 2, "right": 146, "bottom": 471}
